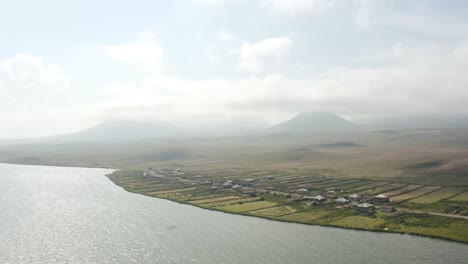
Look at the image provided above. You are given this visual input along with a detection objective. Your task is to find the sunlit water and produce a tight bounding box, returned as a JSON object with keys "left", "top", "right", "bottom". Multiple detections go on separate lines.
{"left": 0, "top": 163, "right": 467, "bottom": 264}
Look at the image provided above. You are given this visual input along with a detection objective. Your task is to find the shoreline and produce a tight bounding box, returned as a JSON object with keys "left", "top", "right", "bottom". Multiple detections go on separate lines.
{"left": 1, "top": 162, "right": 466, "bottom": 244}
{"left": 106, "top": 174, "right": 468, "bottom": 245}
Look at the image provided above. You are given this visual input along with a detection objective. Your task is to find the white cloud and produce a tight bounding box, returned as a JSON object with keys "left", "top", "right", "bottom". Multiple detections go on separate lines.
{"left": 104, "top": 31, "right": 164, "bottom": 73}
{"left": 92, "top": 38, "right": 468, "bottom": 125}
{"left": 0, "top": 53, "right": 70, "bottom": 92}
{"left": 259, "top": 0, "right": 334, "bottom": 16}
{"left": 234, "top": 37, "right": 293, "bottom": 73}
{"left": 217, "top": 30, "right": 237, "bottom": 41}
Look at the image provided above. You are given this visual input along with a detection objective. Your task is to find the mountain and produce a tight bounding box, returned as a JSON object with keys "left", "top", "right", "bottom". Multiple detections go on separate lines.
{"left": 62, "top": 119, "right": 180, "bottom": 142}
{"left": 271, "top": 112, "right": 356, "bottom": 133}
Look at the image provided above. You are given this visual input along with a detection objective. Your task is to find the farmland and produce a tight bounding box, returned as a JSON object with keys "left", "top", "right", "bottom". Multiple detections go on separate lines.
{"left": 410, "top": 187, "right": 466, "bottom": 203}
{"left": 391, "top": 186, "right": 441, "bottom": 202}
{"left": 107, "top": 167, "right": 468, "bottom": 243}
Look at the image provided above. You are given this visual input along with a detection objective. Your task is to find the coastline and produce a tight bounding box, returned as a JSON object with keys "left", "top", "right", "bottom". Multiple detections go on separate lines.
{"left": 106, "top": 174, "right": 468, "bottom": 244}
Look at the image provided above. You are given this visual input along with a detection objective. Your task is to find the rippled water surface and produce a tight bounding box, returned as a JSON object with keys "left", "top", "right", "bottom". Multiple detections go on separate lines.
{"left": 0, "top": 163, "right": 467, "bottom": 264}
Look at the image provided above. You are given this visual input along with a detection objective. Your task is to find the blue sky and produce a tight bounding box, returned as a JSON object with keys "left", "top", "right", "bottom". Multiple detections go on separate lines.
{"left": 1, "top": 0, "right": 468, "bottom": 138}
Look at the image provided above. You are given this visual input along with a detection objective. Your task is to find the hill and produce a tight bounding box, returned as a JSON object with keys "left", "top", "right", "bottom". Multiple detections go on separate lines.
{"left": 64, "top": 119, "right": 180, "bottom": 142}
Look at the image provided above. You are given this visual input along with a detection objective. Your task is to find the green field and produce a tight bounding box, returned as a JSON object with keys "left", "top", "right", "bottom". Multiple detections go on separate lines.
{"left": 106, "top": 169, "right": 468, "bottom": 243}
{"left": 410, "top": 187, "right": 466, "bottom": 203}
{"left": 251, "top": 206, "right": 296, "bottom": 217}
{"left": 191, "top": 196, "right": 241, "bottom": 204}
{"left": 361, "top": 183, "right": 407, "bottom": 195}
{"left": 216, "top": 201, "right": 277, "bottom": 212}
{"left": 449, "top": 192, "right": 468, "bottom": 202}
{"left": 391, "top": 186, "right": 441, "bottom": 202}
{"left": 330, "top": 216, "right": 386, "bottom": 230}
{"left": 347, "top": 181, "right": 390, "bottom": 192}
{"left": 383, "top": 185, "right": 423, "bottom": 197}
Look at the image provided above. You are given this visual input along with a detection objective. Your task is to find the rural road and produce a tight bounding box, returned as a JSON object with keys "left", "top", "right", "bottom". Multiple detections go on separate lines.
{"left": 402, "top": 209, "right": 468, "bottom": 220}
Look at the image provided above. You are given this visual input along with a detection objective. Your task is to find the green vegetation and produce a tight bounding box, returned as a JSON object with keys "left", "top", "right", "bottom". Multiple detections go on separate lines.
{"left": 450, "top": 192, "right": 468, "bottom": 202}
{"left": 391, "top": 186, "right": 441, "bottom": 202}
{"left": 107, "top": 168, "right": 468, "bottom": 243}
{"left": 383, "top": 185, "right": 422, "bottom": 196}
{"left": 2, "top": 127, "right": 468, "bottom": 242}
{"left": 410, "top": 187, "right": 466, "bottom": 203}
{"left": 251, "top": 206, "right": 296, "bottom": 217}
{"left": 216, "top": 201, "right": 277, "bottom": 213}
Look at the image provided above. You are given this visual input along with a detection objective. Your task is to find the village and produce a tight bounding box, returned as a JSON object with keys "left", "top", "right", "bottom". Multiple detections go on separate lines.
{"left": 107, "top": 167, "right": 468, "bottom": 242}
{"left": 138, "top": 167, "right": 448, "bottom": 218}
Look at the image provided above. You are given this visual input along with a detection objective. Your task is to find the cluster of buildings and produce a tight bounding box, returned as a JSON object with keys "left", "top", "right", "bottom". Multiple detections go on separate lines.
{"left": 303, "top": 191, "right": 395, "bottom": 215}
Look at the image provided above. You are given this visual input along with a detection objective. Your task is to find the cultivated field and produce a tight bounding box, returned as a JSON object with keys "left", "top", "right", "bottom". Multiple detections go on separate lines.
{"left": 251, "top": 206, "right": 296, "bottom": 217}
{"left": 391, "top": 186, "right": 441, "bottom": 202}
{"left": 216, "top": 201, "right": 278, "bottom": 212}
{"left": 383, "top": 185, "right": 423, "bottom": 197}
{"left": 449, "top": 192, "right": 468, "bottom": 202}
{"left": 410, "top": 187, "right": 466, "bottom": 203}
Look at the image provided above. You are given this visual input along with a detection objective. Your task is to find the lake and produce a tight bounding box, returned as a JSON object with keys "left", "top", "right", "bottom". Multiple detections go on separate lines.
{"left": 0, "top": 163, "right": 466, "bottom": 264}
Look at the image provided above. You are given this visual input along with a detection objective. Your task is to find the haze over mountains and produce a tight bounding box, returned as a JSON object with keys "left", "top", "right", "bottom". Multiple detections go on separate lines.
{"left": 2, "top": 112, "right": 468, "bottom": 145}
{"left": 272, "top": 112, "right": 356, "bottom": 133}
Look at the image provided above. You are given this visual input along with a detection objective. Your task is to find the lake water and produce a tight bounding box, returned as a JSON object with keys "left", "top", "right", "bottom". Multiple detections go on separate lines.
{"left": 0, "top": 163, "right": 466, "bottom": 264}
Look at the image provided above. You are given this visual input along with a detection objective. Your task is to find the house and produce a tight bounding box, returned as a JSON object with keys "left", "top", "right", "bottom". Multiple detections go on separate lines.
{"left": 223, "top": 181, "right": 233, "bottom": 189}
{"left": 374, "top": 194, "right": 390, "bottom": 203}
{"left": 264, "top": 175, "right": 275, "bottom": 180}
{"left": 357, "top": 203, "right": 375, "bottom": 214}
{"left": 334, "top": 197, "right": 350, "bottom": 204}
{"left": 381, "top": 205, "right": 396, "bottom": 212}
{"left": 232, "top": 184, "right": 242, "bottom": 190}
{"left": 311, "top": 195, "right": 327, "bottom": 202}
{"left": 296, "top": 188, "right": 309, "bottom": 193}
{"left": 243, "top": 178, "right": 256, "bottom": 187}
{"left": 348, "top": 193, "right": 362, "bottom": 201}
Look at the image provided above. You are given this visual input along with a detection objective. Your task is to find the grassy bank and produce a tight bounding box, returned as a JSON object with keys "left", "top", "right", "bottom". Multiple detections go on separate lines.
{"left": 107, "top": 169, "right": 468, "bottom": 243}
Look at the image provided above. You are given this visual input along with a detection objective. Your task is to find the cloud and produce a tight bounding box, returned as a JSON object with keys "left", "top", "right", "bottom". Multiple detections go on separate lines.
{"left": 103, "top": 31, "right": 164, "bottom": 73}
{"left": 217, "top": 30, "right": 237, "bottom": 41}
{"left": 259, "top": 0, "right": 334, "bottom": 16}
{"left": 0, "top": 53, "right": 70, "bottom": 93}
{"left": 92, "top": 38, "right": 468, "bottom": 125}
{"left": 234, "top": 37, "right": 293, "bottom": 73}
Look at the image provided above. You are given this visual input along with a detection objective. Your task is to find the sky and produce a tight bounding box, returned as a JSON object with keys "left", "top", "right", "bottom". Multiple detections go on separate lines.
{"left": 1, "top": 0, "right": 468, "bottom": 138}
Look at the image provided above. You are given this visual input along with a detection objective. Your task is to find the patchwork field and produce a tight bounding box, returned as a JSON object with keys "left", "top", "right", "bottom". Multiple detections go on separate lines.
{"left": 107, "top": 168, "right": 468, "bottom": 243}
{"left": 410, "top": 187, "right": 467, "bottom": 204}
{"left": 196, "top": 198, "right": 262, "bottom": 208}
{"left": 361, "top": 183, "right": 407, "bottom": 195}
{"left": 216, "top": 201, "right": 277, "bottom": 212}
{"left": 347, "top": 181, "right": 390, "bottom": 192}
{"left": 190, "top": 196, "right": 241, "bottom": 204}
{"left": 251, "top": 206, "right": 296, "bottom": 217}
{"left": 280, "top": 211, "right": 331, "bottom": 223}
{"left": 330, "top": 216, "right": 386, "bottom": 230}
{"left": 383, "top": 185, "right": 423, "bottom": 197}
{"left": 391, "top": 186, "right": 442, "bottom": 202}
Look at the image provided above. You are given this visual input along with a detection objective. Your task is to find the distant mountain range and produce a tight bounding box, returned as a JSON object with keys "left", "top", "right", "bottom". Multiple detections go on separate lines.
{"left": 66, "top": 119, "right": 179, "bottom": 141}
{"left": 2, "top": 112, "right": 468, "bottom": 145}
